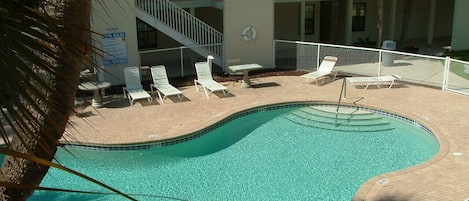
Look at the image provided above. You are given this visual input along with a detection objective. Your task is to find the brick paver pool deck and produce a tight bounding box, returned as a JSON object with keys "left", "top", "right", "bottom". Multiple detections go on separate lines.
{"left": 66, "top": 76, "right": 469, "bottom": 201}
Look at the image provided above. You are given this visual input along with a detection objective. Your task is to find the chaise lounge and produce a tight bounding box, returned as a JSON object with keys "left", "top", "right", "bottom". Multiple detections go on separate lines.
{"left": 150, "top": 65, "right": 183, "bottom": 103}
{"left": 194, "top": 62, "right": 229, "bottom": 98}
{"left": 123, "top": 67, "right": 153, "bottom": 106}
{"left": 345, "top": 75, "right": 401, "bottom": 90}
{"left": 301, "top": 56, "right": 338, "bottom": 85}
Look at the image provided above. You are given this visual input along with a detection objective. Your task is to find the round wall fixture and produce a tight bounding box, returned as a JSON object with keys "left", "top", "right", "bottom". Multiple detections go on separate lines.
{"left": 241, "top": 25, "right": 256, "bottom": 43}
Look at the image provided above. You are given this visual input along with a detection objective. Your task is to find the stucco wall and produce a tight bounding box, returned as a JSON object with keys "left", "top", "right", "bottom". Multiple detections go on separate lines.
{"left": 196, "top": 7, "right": 224, "bottom": 32}
{"left": 274, "top": 3, "right": 301, "bottom": 41}
{"left": 224, "top": 0, "right": 274, "bottom": 69}
{"left": 451, "top": 0, "right": 469, "bottom": 51}
{"left": 274, "top": 2, "right": 320, "bottom": 42}
{"left": 350, "top": 0, "right": 378, "bottom": 45}
{"left": 92, "top": 0, "right": 140, "bottom": 85}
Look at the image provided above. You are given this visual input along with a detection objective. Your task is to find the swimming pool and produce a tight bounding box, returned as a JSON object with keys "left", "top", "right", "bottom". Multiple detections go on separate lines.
{"left": 28, "top": 103, "right": 439, "bottom": 201}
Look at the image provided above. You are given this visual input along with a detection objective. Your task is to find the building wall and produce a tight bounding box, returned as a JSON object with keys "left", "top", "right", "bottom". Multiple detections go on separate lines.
{"left": 224, "top": 0, "right": 274, "bottom": 68}
{"left": 273, "top": 0, "right": 454, "bottom": 47}
{"left": 89, "top": 0, "right": 462, "bottom": 86}
{"left": 386, "top": 0, "right": 453, "bottom": 44}
{"left": 451, "top": 0, "right": 469, "bottom": 51}
{"left": 349, "top": 0, "right": 453, "bottom": 47}
{"left": 196, "top": 7, "right": 224, "bottom": 32}
{"left": 373, "top": 0, "right": 453, "bottom": 45}
{"left": 274, "top": 2, "right": 320, "bottom": 42}
{"left": 433, "top": 0, "right": 454, "bottom": 38}
{"left": 92, "top": 0, "right": 140, "bottom": 85}
{"left": 351, "top": 0, "right": 379, "bottom": 46}
{"left": 274, "top": 3, "right": 301, "bottom": 41}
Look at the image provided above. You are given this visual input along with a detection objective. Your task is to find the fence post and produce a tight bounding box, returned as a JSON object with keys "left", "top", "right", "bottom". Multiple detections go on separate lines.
{"left": 272, "top": 40, "right": 276, "bottom": 69}
{"left": 378, "top": 50, "right": 383, "bottom": 76}
{"left": 316, "top": 44, "right": 321, "bottom": 70}
{"left": 180, "top": 47, "right": 184, "bottom": 77}
{"left": 442, "top": 56, "right": 451, "bottom": 91}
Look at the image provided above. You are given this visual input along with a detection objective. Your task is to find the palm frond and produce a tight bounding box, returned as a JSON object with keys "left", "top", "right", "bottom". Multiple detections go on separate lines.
{"left": 0, "top": 148, "right": 138, "bottom": 201}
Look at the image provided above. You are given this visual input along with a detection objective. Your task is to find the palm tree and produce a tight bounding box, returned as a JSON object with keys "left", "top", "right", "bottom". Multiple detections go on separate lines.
{"left": 0, "top": 0, "right": 94, "bottom": 200}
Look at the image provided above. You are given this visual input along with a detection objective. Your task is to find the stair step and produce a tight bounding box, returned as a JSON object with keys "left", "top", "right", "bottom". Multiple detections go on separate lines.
{"left": 284, "top": 105, "right": 395, "bottom": 132}
{"left": 284, "top": 114, "right": 395, "bottom": 132}
{"left": 299, "top": 107, "right": 381, "bottom": 121}
{"left": 310, "top": 105, "right": 373, "bottom": 115}
{"left": 290, "top": 111, "right": 390, "bottom": 126}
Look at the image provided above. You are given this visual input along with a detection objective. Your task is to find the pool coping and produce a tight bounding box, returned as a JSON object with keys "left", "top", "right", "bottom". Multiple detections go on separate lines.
{"left": 62, "top": 101, "right": 440, "bottom": 152}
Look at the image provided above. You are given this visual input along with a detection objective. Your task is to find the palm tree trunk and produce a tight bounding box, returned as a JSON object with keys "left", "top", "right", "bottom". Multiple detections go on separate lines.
{"left": 0, "top": 0, "right": 91, "bottom": 200}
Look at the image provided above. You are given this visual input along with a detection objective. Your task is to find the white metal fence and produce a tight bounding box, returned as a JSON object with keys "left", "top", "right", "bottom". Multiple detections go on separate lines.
{"left": 139, "top": 43, "right": 224, "bottom": 79}
{"left": 138, "top": 40, "right": 469, "bottom": 96}
{"left": 274, "top": 40, "right": 469, "bottom": 96}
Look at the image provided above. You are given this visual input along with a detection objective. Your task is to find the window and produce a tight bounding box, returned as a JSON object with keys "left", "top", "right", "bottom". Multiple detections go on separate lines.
{"left": 136, "top": 19, "right": 158, "bottom": 49}
{"left": 352, "top": 3, "right": 366, "bottom": 32}
{"left": 305, "top": 4, "right": 314, "bottom": 34}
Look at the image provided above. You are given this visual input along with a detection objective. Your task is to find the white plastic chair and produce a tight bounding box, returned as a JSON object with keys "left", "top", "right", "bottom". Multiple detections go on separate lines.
{"left": 123, "top": 67, "right": 152, "bottom": 106}
{"left": 150, "top": 65, "right": 183, "bottom": 103}
{"left": 301, "top": 56, "right": 338, "bottom": 85}
{"left": 194, "top": 62, "right": 229, "bottom": 98}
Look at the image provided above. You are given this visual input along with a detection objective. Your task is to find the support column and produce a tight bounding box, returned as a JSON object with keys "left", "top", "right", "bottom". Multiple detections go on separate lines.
{"left": 389, "top": 0, "right": 397, "bottom": 40}
{"left": 300, "top": 1, "right": 306, "bottom": 41}
{"left": 344, "top": 0, "right": 352, "bottom": 45}
{"left": 427, "top": 0, "right": 436, "bottom": 45}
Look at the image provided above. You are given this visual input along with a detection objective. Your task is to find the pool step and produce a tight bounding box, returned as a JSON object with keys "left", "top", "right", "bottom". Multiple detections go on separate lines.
{"left": 300, "top": 106, "right": 380, "bottom": 121}
{"left": 284, "top": 106, "right": 395, "bottom": 132}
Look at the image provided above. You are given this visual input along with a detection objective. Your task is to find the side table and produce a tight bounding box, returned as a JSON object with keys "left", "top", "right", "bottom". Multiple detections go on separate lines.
{"left": 78, "top": 82, "right": 111, "bottom": 108}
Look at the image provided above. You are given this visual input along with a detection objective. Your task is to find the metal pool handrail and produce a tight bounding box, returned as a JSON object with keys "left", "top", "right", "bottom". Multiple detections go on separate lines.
{"left": 335, "top": 78, "right": 347, "bottom": 125}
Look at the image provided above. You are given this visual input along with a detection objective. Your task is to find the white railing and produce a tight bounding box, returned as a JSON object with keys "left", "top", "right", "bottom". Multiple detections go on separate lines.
{"left": 446, "top": 58, "right": 469, "bottom": 95}
{"left": 274, "top": 40, "right": 469, "bottom": 96}
{"left": 135, "top": 0, "right": 223, "bottom": 57}
{"left": 139, "top": 43, "right": 224, "bottom": 78}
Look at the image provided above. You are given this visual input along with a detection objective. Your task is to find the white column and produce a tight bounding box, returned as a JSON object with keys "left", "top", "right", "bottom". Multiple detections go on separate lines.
{"left": 427, "top": 0, "right": 436, "bottom": 45}
{"left": 300, "top": 1, "right": 306, "bottom": 41}
{"left": 344, "top": 0, "right": 352, "bottom": 45}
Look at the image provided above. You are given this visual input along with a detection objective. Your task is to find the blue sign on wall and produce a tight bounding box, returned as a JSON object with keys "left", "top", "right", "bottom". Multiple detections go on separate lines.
{"left": 103, "top": 31, "right": 128, "bottom": 66}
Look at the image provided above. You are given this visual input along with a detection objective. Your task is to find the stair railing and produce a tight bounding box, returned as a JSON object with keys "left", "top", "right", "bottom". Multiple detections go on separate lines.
{"left": 335, "top": 78, "right": 347, "bottom": 126}
{"left": 135, "top": 0, "right": 223, "bottom": 57}
{"left": 335, "top": 77, "right": 365, "bottom": 125}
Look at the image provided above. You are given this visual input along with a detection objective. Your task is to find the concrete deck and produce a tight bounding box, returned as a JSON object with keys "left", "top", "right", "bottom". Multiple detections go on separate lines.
{"left": 66, "top": 75, "right": 469, "bottom": 201}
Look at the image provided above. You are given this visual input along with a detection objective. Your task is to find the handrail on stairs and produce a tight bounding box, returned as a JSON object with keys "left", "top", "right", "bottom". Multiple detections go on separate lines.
{"left": 335, "top": 77, "right": 365, "bottom": 125}
{"left": 135, "top": 0, "right": 223, "bottom": 57}
{"left": 335, "top": 78, "right": 347, "bottom": 126}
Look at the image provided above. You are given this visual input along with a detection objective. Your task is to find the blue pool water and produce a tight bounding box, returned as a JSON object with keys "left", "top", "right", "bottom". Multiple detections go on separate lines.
{"left": 27, "top": 105, "right": 439, "bottom": 201}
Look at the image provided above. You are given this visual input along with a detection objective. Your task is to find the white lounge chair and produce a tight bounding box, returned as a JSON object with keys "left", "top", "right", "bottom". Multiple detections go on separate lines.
{"left": 150, "top": 65, "right": 183, "bottom": 103}
{"left": 346, "top": 75, "right": 401, "bottom": 90}
{"left": 301, "top": 56, "right": 338, "bottom": 85}
{"left": 194, "top": 62, "right": 229, "bottom": 98}
{"left": 123, "top": 67, "right": 152, "bottom": 106}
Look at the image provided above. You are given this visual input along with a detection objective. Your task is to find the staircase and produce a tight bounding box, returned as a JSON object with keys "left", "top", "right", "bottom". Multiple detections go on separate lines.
{"left": 135, "top": 0, "right": 223, "bottom": 65}
{"left": 284, "top": 105, "right": 395, "bottom": 132}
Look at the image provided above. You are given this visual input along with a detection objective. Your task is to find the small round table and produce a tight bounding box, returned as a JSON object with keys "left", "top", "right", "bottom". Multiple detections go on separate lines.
{"left": 78, "top": 82, "right": 111, "bottom": 108}
{"left": 228, "top": 64, "right": 263, "bottom": 88}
